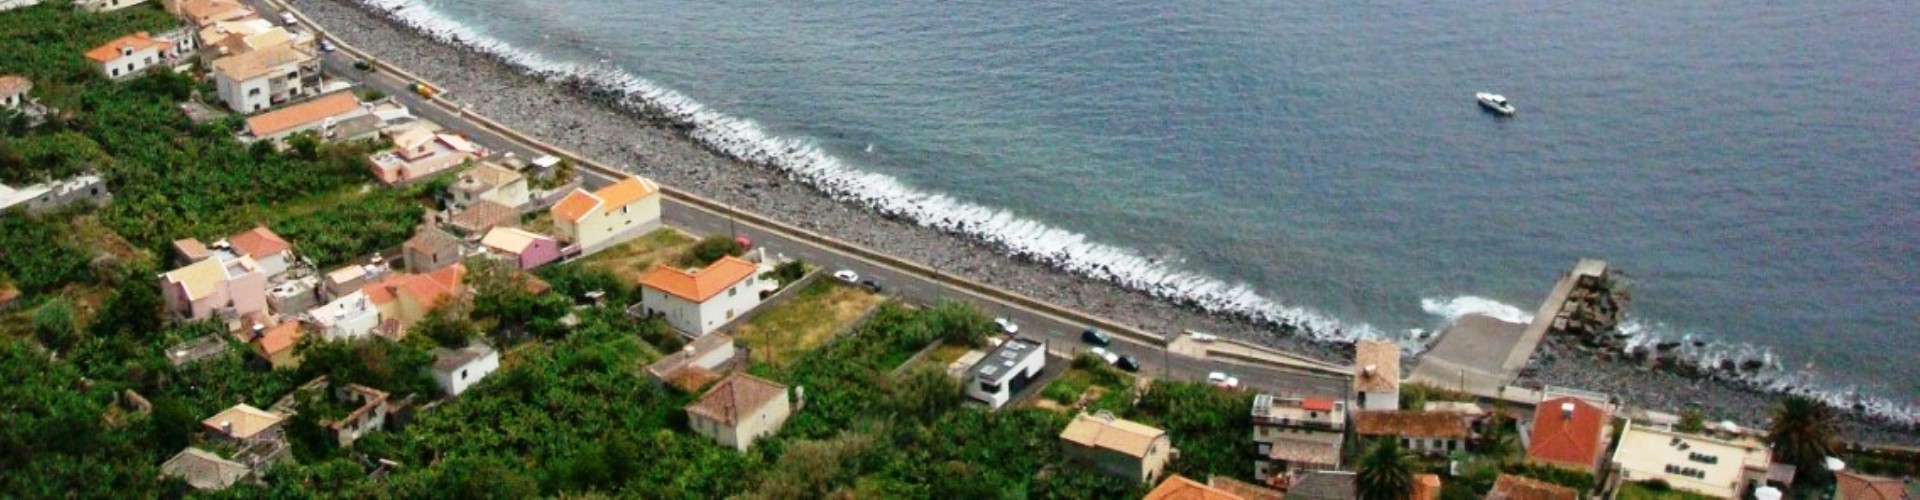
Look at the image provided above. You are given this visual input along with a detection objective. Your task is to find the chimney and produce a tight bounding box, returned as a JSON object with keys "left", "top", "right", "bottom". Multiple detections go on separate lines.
{"left": 1560, "top": 402, "right": 1575, "bottom": 420}
{"left": 251, "top": 323, "right": 265, "bottom": 338}
{"left": 682, "top": 344, "right": 695, "bottom": 360}
{"left": 1363, "top": 364, "right": 1377, "bottom": 378}
{"left": 220, "top": 420, "right": 234, "bottom": 436}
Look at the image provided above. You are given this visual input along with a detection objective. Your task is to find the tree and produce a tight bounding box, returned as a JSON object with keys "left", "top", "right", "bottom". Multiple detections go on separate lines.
{"left": 414, "top": 306, "right": 477, "bottom": 349}
{"left": 1677, "top": 409, "right": 1706, "bottom": 434}
{"left": 286, "top": 131, "right": 321, "bottom": 160}
{"left": 681, "top": 235, "right": 744, "bottom": 267}
{"left": 1356, "top": 438, "right": 1416, "bottom": 500}
{"left": 1767, "top": 395, "right": 1837, "bottom": 486}
{"left": 31, "top": 299, "right": 80, "bottom": 352}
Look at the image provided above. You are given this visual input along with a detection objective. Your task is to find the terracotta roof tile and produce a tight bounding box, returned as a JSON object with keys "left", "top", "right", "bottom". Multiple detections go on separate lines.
{"left": 227, "top": 226, "right": 291, "bottom": 258}
{"left": 86, "top": 32, "right": 167, "bottom": 63}
{"left": 1353, "top": 411, "right": 1469, "bottom": 439}
{"left": 404, "top": 225, "right": 461, "bottom": 254}
{"left": 0, "top": 76, "right": 30, "bottom": 97}
{"left": 550, "top": 189, "right": 600, "bottom": 223}
{"left": 211, "top": 44, "right": 311, "bottom": 81}
{"left": 1059, "top": 411, "right": 1167, "bottom": 458}
{"left": 160, "top": 448, "right": 251, "bottom": 490}
{"left": 201, "top": 404, "right": 285, "bottom": 440}
{"left": 480, "top": 227, "right": 550, "bottom": 254}
{"left": 638, "top": 256, "right": 761, "bottom": 303}
{"left": 1487, "top": 474, "right": 1578, "bottom": 500}
{"left": 244, "top": 92, "right": 360, "bottom": 138}
{"left": 362, "top": 264, "right": 465, "bottom": 307}
{"left": 1145, "top": 475, "right": 1244, "bottom": 500}
{"left": 1414, "top": 474, "right": 1441, "bottom": 500}
{"left": 451, "top": 200, "right": 519, "bottom": 233}
{"left": 177, "top": 0, "right": 252, "bottom": 24}
{"left": 253, "top": 320, "right": 302, "bottom": 357}
{"left": 1526, "top": 397, "right": 1610, "bottom": 472}
{"left": 552, "top": 175, "right": 658, "bottom": 223}
{"left": 1208, "top": 477, "right": 1283, "bottom": 500}
{"left": 1836, "top": 471, "right": 1911, "bottom": 500}
{"left": 685, "top": 373, "right": 786, "bottom": 426}
{"left": 1353, "top": 340, "right": 1400, "bottom": 393}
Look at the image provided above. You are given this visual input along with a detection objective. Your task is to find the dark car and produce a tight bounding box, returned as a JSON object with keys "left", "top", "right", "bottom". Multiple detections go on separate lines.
{"left": 1081, "top": 328, "right": 1111, "bottom": 346}
{"left": 859, "top": 279, "right": 882, "bottom": 293}
{"left": 1114, "top": 355, "right": 1141, "bottom": 373}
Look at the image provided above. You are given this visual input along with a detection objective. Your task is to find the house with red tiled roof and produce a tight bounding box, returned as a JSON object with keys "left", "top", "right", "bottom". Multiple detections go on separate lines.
{"left": 243, "top": 91, "right": 372, "bottom": 143}
{"left": 1526, "top": 396, "right": 1612, "bottom": 474}
{"left": 250, "top": 320, "right": 302, "bottom": 369}
{"left": 1144, "top": 474, "right": 1244, "bottom": 500}
{"left": 403, "top": 222, "right": 463, "bottom": 273}
{"left": 226, "top": 225, "right": 294, "bottom": 277}
{"left": 1353, "top": 411, "right": 1470, "bottom": 456}
{"left": 1060, "top": 411, "right": 1174, "bottom": 483}
{"left": 360, "top": 263, "right": 466, "bottom": 337}
{"left": 86, "top": 32, "right": 175, "bottom": 80}
{"left": 211, "top": 44, "right": 317, "bottom": 113}
{"left": 685, "top": 373, "right": 792, "bottom": 452}
{"left": 635, "top": 255, "right": 776, "bottom": 337}
{"left": 1836, "top": 471, "right": 1913, "bottom": 500}
{"left": 1352, "top": 340, "right": 1400, "bottom": 411}
{"left": 1486, "top": 474, "right": 1577, "bottom": 500}
{"left": 550, "top": 175, "right": 661, "bottom": 255}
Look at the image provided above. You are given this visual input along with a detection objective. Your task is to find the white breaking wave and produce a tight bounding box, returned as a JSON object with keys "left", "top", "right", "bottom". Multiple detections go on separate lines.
{"left": 1420, "top": 295, "right": 1534, "bottom": 325}
{"left": 343, "top": 0, "right": 1379, "bottom": 344}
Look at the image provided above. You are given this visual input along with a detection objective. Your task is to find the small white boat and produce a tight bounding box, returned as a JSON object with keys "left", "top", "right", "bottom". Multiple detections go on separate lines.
{"left": 1477, "top": 92, "right": 1516, "bottom": 116}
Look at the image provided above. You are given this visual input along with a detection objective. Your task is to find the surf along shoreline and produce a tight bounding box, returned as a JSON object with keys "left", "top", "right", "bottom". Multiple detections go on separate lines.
{"left": 289, "top": 0, "right": 1916, "bottom": 444}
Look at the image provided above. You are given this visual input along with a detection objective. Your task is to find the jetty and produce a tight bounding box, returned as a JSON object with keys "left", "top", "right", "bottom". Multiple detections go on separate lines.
{"left": 1410, "top": 259, "right": 1629, "bottom": 398}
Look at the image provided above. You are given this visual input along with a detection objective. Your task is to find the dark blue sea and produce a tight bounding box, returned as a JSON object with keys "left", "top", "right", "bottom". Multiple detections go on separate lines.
{"left": 379, "top": 0, "right": 1920, "bottom": 410}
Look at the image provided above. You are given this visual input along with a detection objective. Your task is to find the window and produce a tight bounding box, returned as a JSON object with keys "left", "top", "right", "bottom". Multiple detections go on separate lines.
{"left": 460, "top": 369, "right": 468, "bottom": 380}
{"left": 1401, "top": 438, "right": 1410, "bottom": 448}
{"left": 112, "top": 68, "right": 120, "bottom": 77}
{"left": 729, "top": 287, "right": 737, "bottom": 297}
{"left": 725, "top": 309, "right": 735, "bottom": 320}
{"left": 249, "top": 88, "right": 261, "bottom": 97}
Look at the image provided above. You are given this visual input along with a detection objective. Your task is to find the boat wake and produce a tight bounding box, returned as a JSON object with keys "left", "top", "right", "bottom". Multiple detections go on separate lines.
{"left": 341, "top": 0, "right": 1382, "bottom": 345}
{"left": 1422, "top": 295, "right": 1918, "bottom": 425}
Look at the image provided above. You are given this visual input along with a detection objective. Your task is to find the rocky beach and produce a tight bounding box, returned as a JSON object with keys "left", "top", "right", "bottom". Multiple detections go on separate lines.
{"left": 287, "top": 0, "right": 1916, "bottom": 446}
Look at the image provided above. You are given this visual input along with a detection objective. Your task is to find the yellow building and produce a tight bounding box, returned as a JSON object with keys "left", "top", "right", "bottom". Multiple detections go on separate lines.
{"left": 551, "top": 175, "right": 662, "bottom": 256}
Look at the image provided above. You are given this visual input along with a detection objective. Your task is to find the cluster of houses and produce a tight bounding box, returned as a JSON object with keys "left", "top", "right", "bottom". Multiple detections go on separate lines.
{"left": 157, "top": 374, "right": 417, "bottom": 490}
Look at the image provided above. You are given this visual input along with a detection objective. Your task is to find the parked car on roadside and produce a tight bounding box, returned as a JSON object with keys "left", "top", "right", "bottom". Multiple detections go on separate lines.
{"left": 993, "top": 317, "right": 1019, "bottom": 334}
{"left": 1114, "top": 355, "right": 1141, "bottom": 372}
{"left": 832, "top": 269, "right": 859, "bottom": 283}
{"left": 1081, "top": 328, "right": 1111, "bottom": 346}
{"left": 859, "top": 279, "right": 882, "bottom": 293}
{"left": 1207, "top": 371, "right": 1239, "bottom": 389}
{"left": 1088, "top": 347, "right": 1119, "bottom": 365}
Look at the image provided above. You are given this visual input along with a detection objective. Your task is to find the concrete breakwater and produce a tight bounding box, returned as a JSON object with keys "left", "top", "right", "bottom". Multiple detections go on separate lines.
{"left": 289, "top": 0, "right": 1916, "bottom": 444}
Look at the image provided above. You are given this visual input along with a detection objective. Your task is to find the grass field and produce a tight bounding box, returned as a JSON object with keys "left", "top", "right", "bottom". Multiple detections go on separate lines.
{"left": 732, "top": 279, "right": 883, "bottom": 367}
{"left": 580, "top": 228, "right": 698, "bottom": 282}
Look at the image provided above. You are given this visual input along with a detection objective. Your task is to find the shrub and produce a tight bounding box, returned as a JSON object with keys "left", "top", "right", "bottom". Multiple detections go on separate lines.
{"left": 680, "top": 235, "right": 744, "bottom": 267}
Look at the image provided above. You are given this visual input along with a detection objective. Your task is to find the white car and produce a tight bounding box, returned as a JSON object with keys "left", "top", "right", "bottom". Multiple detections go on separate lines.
{"left": 832, "top": 269, "right": 858, "bottom": 283}
{"left": 993, "top": 317, "right": 1019, "bottom": 334}
{"left": 1207, "top": 371, "right": 1239, "bottom": 389}
{"left": 318, "top": 39, "right": 336, "bottom": 52}
{"left": 1088, "top": 347, "right": 1119, "bottom": 365}
{"left": 1186, "top": 330, "right": 1219, "bottom": 342}
{"left": 280, "top": 12, "right": 298, "bottom": 25}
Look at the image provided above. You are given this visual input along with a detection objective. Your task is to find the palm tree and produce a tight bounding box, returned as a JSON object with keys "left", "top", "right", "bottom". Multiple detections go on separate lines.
{"left": 1356, "top": 438, "right": 1416, "bottom": 500}
{"left": 1767, "top": 395, "right": 1837, "bottom": 485}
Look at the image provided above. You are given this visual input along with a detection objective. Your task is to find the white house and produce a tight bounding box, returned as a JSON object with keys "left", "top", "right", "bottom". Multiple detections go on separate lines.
{"left": 685, "top": 373, "right": 793, "bottom": 452}
{"left": 85, "top": 32, "right": 174, "bottom": 80}
{"left": 1352, "top": 340, "right": 1401, "bottom": 411}
{"left": 0, "top": 174, "right": 111, "bottom": 215}
{"left": 965, "top": 337, "right": 1047, "bottom": 409}
{"left": 636, "top": 256, "right": 778, "bottom": 337}
{"left": 307, "top": 291, "right": 378, "bottom": 341}
{"left": 75, "top": 0, "right": 149, "bottom": 13}
{"left": 451, "top": 161, "right": 530, "bottom": 209}
{"left": 211, "top": 44, "right": 315, "bottom": 113}
{"left": 431, "top": 343, "right": 499, "bottom": 396}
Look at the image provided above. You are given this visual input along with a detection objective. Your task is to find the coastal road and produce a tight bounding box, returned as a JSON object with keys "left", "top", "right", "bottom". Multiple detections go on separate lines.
{"left": 278, "top": 2, "right": 1348, "bottom": 399}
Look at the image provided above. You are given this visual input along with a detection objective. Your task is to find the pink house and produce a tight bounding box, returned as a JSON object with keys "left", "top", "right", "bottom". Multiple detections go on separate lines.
{"left": 162, "top": 255, "right": 269, "bottom": 321}
{"left": 479, "top": 227, "right": 561, "bottom": 270}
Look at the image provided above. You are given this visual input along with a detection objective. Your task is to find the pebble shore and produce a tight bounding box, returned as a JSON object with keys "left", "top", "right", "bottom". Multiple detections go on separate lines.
{"left": 290, "top": 0, "right": 1915, "bottom": 446}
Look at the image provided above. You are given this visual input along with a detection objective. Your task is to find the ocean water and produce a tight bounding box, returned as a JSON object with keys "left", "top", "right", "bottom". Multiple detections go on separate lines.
{"left": 381, "top": 0, "right": 1920, "bottom": 410}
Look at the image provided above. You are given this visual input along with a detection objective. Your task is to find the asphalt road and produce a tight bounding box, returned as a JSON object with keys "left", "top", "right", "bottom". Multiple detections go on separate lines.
{"left": 285, "top": 9, "right": 1347, "bottom": 400}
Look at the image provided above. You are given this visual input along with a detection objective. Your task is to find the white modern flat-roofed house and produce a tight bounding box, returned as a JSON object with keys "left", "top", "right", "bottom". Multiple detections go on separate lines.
{"left": 86, "top": 32, "right": 175, "bottom": 80}
{"left": 635, "top": 256, "right": 778, "bottom": 337}
{"left": 1607, "top": 421, "right": 1773, "bottom": 499}
{"left": 307, "top": 290, "right": 377, "bottom": 341}
{"left": 212, "top": 44, "right": 316, "bottom": 113}
{"left": 0, "top": 174, "right": 110, "bottom": 215}
{"left": 965, "top": 337, "right": 1046, "bottom": 409}
{"left": 431, "top": 342, "right": 499, "bottom": 396}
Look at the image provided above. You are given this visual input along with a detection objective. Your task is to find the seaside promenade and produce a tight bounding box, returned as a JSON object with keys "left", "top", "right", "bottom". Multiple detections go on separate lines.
{"left": 260, "top": 0, "right": 1351, "bottom": 398}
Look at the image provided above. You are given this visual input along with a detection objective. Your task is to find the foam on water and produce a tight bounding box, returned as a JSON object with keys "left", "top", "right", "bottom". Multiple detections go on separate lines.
{"left": 344, "top": 0, "right": 1378, "bottom": 344}
{"left": 1422, "top": 295, "right": 1919, "bottom": 424}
